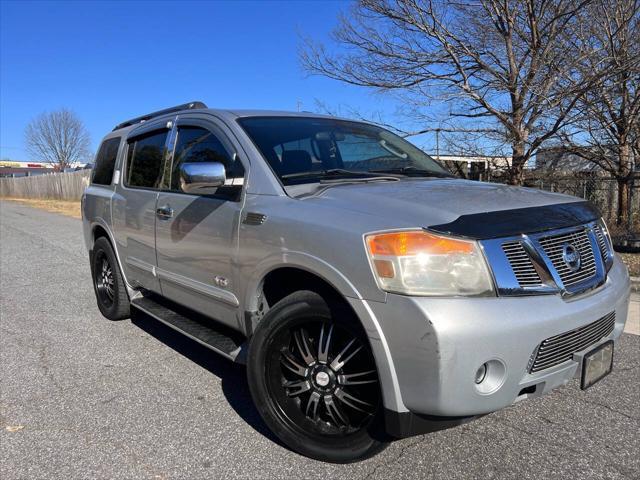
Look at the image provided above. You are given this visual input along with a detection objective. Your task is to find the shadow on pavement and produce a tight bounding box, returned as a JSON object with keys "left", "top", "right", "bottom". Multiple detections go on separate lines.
{"left": 130, "top": 308, "right": 286, "bottom": 449}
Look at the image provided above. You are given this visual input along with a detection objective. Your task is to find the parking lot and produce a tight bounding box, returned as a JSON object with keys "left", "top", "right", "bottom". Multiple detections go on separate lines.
{"left": 1, "top": 199, "right": 638, "bottom": 479}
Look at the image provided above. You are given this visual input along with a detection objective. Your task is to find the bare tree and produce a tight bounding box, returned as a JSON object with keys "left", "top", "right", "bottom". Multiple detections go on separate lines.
{"left": 560, "top": 0, "right": 639, "bottom": 227}
{"left": 301, "top": 0, "right": 602, "bottom": 184}
{"left": 25, "top": 109, "right": 91, "bottom": 170}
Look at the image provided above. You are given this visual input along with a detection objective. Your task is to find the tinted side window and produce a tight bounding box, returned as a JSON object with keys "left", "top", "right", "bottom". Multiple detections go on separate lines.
{"left": 92, "top": 137, "right": 121, "bottom": 185}
{"left": 125, "top": 130, "right": 168, "bottom": 189}
{"left": 170, "top": 126, "right": 244, "bottom": 191}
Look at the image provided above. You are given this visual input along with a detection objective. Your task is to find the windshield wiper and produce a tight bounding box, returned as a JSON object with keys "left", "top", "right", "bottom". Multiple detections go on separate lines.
{"left": 281, "top": 168, "right": 404, "bottom": 180}
{"left": 369, "top": 166, "right": 454, "bottom": 178}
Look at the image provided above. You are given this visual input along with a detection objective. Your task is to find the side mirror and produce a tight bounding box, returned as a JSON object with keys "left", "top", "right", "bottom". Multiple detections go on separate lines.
{"left": 179, "top": 162, "right": 226, "bottom": 194}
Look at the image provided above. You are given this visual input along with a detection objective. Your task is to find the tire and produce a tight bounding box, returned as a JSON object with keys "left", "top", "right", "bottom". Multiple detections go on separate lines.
{"left": 247, "top": 290, "right": 388, "bottom": 463}
{"left": 91, "top": 236, "right": 130, "bottom": 320}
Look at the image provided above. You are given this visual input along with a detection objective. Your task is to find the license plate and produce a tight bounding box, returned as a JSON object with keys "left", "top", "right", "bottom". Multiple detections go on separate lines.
{"left": 581, "top": 341, "right": 614, "bottom": 390}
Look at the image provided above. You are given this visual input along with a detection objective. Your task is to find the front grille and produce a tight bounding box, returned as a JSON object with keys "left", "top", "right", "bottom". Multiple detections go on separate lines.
{"left": 592, "top": 225, "right": 609, "bottom": 261}
{"left": 538, "top": 229, "right": 596, "bottom": 287}
{"left": 502, "top": 241, "right": 542, "bottom": 287}
{"left": 529, "top": 312, "right": 615, "bottom": 373}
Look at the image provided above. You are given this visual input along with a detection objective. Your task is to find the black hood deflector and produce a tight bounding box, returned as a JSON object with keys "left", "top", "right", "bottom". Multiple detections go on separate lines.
{"left": 428, "top": 201, "right": 600, "bottom": 240}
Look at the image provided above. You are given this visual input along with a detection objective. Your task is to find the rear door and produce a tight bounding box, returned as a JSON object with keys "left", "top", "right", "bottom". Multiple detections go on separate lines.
{"left": 112, "top": 122, "right": 171, "bottom": 293}
{"left": 154, "top": 115, "right": 246, "bottom": 327}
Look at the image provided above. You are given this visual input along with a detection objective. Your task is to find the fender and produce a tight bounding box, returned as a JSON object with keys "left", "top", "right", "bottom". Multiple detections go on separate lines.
{"left": 90, "top": 219, "right": 137, "bottom": 299}
{"left": 242, "top": 250, "right": 365, "bottom": 312}
{"left": 241, "top": 251, "right": 406, "bottom": 412}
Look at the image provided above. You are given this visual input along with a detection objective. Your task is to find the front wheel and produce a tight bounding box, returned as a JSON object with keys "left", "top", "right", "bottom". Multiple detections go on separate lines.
{"left": 247, "top": 290, "right": 388, "bottom": 463}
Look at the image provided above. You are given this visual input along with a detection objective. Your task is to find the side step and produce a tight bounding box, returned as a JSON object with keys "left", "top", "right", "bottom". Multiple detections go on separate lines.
{"left": 131, "top": 294, "right": 246, "bottom": 362}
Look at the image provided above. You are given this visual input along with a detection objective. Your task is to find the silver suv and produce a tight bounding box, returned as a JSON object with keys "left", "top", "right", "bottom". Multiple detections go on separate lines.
{"left": 82, "top": 102, "right": 631, "bottom": 463}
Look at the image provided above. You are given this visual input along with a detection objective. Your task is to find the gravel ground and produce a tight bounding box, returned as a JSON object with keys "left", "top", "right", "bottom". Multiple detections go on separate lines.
{"left": 1, "top": 199, "right": 638, "bottom": 479}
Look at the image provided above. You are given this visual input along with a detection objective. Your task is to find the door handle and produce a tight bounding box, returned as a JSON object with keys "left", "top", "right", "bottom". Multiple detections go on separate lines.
{"left": 156, "top": 205, "right": 174, "bottom": 219}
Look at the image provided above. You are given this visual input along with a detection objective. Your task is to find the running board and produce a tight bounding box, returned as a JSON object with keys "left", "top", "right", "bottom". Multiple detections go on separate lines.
{"left": 131, "top": 295, "right": 246, "bottom": 363}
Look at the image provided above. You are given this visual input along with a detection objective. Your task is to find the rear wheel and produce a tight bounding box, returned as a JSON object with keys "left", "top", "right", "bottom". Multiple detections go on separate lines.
{"left": 247, "top": 290, "right": 387, "bottom": 463}
{"left": 91, "top": 237, "right": 130, "bottom": 320}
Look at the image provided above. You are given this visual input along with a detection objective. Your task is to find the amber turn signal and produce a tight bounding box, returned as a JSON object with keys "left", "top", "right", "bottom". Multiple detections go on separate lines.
{"left": 367, "top": 230, "right": 474, "bottom": 256}
{"left": 373, "top": 259, "right": 395, "bottom": 278}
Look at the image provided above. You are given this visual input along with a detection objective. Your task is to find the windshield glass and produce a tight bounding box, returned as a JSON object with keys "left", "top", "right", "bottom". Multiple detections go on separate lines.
{"left": 238, "top": 117, "right": 449, "bottom": 185}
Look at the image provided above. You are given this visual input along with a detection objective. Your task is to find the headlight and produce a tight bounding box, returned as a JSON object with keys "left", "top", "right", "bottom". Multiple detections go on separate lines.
{"left": 365, "top": 229, "right": 495, "bottom": 296}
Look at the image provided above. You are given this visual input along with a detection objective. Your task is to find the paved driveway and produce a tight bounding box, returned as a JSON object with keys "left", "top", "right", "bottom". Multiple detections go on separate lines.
{"left": 1, "top": 200, "right": 638, "bottom": 479}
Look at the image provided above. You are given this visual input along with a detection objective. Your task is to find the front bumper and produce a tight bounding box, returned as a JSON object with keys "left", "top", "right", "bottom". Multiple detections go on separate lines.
{"left": 359, "top": 255, "right": 630, "bottom": 418}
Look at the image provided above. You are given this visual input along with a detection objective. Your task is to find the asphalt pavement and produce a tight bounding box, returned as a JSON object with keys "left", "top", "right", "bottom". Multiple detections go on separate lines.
{"left": 1, "top": 199, "right": 638, "bottom": 479}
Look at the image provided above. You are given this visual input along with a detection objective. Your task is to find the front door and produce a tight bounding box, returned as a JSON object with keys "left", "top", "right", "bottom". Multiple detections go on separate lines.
{"left": 154, "top": 116, "right": 246, "bottom": 328}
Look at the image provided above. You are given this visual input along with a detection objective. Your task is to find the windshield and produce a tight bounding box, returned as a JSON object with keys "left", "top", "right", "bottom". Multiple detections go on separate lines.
{"left": 238, "top": 117, "right": 449, "bottom": 185}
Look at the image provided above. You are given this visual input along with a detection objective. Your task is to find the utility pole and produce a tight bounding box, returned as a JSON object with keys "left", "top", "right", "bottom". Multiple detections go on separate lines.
{"left": 435, "top": 128, "right": 441, "bottom": 160}
{"left": 296, "top": 100, "right": 302, "bottom": 112}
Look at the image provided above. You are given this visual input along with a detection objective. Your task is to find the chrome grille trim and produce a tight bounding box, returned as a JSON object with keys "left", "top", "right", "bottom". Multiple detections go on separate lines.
{"left": 480, "top": 221, "right": 607, "bottom": 297}
{"left": 529, "top": 312, "right": 615, "bottom": 373}
{"left": 538, "top": 229, "right": 597, "bottom": 287}
{"left": 593, "top": 225, "right": 607, "bottom": 255}
{"left": 501, "top": 242, "right": 542, "bottom": 287}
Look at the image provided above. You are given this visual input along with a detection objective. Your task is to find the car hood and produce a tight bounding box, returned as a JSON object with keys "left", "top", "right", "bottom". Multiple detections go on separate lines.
{"left": 295, "top": 178, "right": 585, "bottom": 234}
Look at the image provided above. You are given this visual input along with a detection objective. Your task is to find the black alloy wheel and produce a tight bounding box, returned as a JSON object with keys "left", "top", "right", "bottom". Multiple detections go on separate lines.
{"left": 273, "top": 320, "right": 379, "bottom": 435}
{"left": 91, "top": 237, "right": 130, "bottom": 320}
{"left": 247, "top": 290, "right": 387, "bottom": 463}
{"left": 95, "top": 251, "right": 115, "bottom": 307}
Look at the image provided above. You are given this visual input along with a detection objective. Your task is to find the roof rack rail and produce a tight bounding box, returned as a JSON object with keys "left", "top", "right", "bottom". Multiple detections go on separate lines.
{"left": 113, "top": 101, "right": 208, "bottom": 131}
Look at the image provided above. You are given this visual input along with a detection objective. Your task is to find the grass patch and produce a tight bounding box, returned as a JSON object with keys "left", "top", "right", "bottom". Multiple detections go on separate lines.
{"left": 1, "top": 197, "right": 81, "bottom": 219}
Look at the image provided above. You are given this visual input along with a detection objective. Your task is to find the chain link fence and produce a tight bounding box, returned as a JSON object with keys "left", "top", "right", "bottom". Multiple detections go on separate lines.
{"left": 526, "top": 174, "right": 640, "bottom": 240}
{"left": 444, "top": 160, "right": 639, "bottom": 247}
{"left": 522, "top": 174, "right": 639, "bottom": 245}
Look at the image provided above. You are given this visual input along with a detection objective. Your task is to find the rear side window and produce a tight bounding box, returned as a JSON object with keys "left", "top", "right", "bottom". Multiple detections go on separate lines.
{"left": 92, "top": 137, "right": 121, "bottom": 185}
{"left": 170, "top": 126, "right": 244, "bottom": 191}
{"left": 125, "top": 130, "right": 168, "bottom": 189}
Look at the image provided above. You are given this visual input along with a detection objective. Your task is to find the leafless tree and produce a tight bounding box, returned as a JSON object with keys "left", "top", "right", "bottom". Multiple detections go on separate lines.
{"left": 25, "top": 109, "right": 91, "bottom": 170}
{"left": 560, "top": 0, "right": 639, "bottom": 227}
{"left": 301, "top": 0, "right": 603, "bottom": 184}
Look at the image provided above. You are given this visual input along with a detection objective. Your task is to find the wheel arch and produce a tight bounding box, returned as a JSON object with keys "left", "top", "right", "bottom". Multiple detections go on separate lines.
{"left": 243, "top": 253, "right": 407, "bottom": 413}
{"left": 92, "top": 224, "right": 111, "bottom": 245}
{"left": 243, "top": 252, "right": 364, "bottom": 314}
{"left": 89, "top": 220, "right": 134, "bottom": 297}
{"left": 90, "top": 219, "right": 116, "bottom": 249}
{"left": 259, "top": 267, "right": 357, "bottom": 321}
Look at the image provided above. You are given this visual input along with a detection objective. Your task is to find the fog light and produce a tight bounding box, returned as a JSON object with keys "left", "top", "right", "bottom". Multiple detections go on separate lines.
{"left": 474, "top": 359, "right": 507, "bottom": 394}
{"left": 475, "top": 364, "right": 487, "bottom": 384}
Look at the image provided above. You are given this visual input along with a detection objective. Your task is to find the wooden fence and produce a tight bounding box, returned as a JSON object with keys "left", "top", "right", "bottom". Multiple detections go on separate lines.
{"left": 0, "top": 170, "right": 91, "bottom": 200}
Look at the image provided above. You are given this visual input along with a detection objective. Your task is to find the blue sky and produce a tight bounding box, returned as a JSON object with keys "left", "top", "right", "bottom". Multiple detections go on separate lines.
{"left": 0, "top": 0, "right": 413, "bottom": 161}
